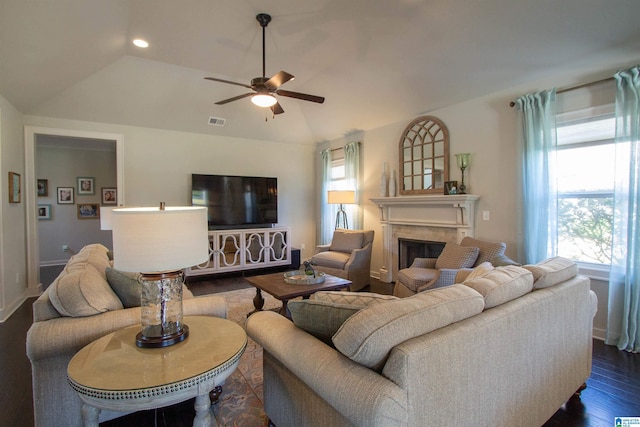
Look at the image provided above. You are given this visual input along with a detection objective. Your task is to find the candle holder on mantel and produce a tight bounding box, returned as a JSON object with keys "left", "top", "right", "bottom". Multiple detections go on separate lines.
{"left": 455, "top": 153, "right": 471, "bottom": 194}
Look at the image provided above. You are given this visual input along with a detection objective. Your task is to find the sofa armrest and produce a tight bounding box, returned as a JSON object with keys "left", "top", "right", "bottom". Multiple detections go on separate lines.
{"left": 315, "top": 244, "right": 331, "bottom": 254}
{"left": 247, "top": 311, "right": 407, "bottom": 426}
{"left": 26, "top": 295, "right": 227, "bottom": 362}
{"left": 409, "top": 258, "right": 437, "bottom": 269}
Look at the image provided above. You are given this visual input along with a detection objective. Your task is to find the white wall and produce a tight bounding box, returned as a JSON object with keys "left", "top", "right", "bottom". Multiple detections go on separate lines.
{"left": 0, "top": 94, "right": 28, "bottom": 321}
{"left": 23, "top": 115, "right": 317, "bottom": 263}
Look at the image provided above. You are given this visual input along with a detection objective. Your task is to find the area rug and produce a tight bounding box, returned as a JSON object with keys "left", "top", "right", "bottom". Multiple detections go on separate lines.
{"left": 212, "top": 287, "right": 281, "bottom": 427}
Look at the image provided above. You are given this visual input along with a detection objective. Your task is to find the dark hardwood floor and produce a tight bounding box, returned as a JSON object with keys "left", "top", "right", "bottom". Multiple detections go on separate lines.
{"left": 4, "top": 277, "right": 639, "bottom": 426}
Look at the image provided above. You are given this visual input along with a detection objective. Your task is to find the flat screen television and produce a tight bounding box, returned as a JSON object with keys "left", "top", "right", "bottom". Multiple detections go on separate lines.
{"left": 191, "top": 174, "right": 278, "bottom": 230}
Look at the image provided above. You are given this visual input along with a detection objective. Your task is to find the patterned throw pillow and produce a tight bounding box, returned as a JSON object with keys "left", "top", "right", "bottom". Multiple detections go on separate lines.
{"left": 435, "top": 243, "right": 480, "bottom": 269}
{"left": 288, "top": 300, "right": 365, "bottom": 344}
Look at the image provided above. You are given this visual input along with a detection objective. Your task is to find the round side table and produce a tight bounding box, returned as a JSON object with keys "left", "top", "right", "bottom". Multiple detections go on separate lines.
{"left": 67, "top": 316, "right": 246, "bottom": 427}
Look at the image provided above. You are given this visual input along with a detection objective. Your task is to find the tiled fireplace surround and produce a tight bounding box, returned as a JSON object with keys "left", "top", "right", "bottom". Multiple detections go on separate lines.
{"left": 370, "top": 195, "right": 479, "bottom": 283}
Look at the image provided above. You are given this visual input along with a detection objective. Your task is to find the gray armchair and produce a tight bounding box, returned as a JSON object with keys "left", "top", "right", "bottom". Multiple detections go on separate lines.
{"left": 310, "top": 229, "right": 374, "bottom": 291}
{"left": 393, "top": 236, "right": 519, "bottom": 297}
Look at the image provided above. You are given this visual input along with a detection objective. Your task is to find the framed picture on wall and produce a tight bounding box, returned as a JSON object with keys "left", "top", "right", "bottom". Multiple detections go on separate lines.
{"left": 77, "top": 203, "right": 100, "bottom": 219}
{"left": 38, "top": 204, "right": 51, "bottom": 220}
{"left": 9, "top": 172, "right": 21, "bottom": 203}
{"left": 57, "top": 187, "right": 75, "bottom": 204}
{"left": 37, "top": 179, "right": 48, "bottom": 197}
{"left": 444, "top": 181, "right": 458, "bottom": 195}
{"left": 101, "top": 187, "right": 117, "bottom": 205}
{"left": 77, "top": 177, "right": 95, "bottom": 195}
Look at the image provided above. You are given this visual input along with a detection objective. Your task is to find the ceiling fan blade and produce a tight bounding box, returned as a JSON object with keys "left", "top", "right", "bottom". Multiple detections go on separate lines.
{"left": 276, "top": 89, "right": 325, "bottom": 104}
{"left": 215, "top": 93, "right": 254, "bottom": 105}
{"left": 271, "top": 102, "right": 285, "bottom": 115}
{"left": 265, "top": 71, "right": 295, "bottom": 89}
{"left": 205, "top": 77, "right": 252, "bottom": 89}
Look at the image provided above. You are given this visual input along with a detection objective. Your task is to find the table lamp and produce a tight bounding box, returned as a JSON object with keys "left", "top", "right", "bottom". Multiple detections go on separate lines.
{"left": 111, "top": 203, "right": 209, "bottom": 348}
{"left": 455, "top": 153, "right": 471, "bottom": 194}
{"left": 328, "top": 190, "right": 355, "bottom": 230}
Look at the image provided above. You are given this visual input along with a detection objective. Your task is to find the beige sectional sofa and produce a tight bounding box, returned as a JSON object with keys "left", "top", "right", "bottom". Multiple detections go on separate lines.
{"left": 26, "top": 244, "right": 227, "bottom": 427}
{"left": 247, "top": 257, "right": 597, "bottom": 427}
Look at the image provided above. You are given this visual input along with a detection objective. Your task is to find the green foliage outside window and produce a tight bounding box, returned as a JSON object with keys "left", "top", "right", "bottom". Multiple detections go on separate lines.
{"left": 557, "top": 197, "right": 613, "bottom": 264}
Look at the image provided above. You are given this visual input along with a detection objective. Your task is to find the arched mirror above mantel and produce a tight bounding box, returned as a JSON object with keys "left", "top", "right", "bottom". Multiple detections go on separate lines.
{"left": 399, "top": 116, "right": 449, "bottom": 195}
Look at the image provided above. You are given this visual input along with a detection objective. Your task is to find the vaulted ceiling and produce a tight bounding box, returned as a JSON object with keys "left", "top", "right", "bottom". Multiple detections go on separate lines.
{"left": 1, "top": 0, "right": 639, "bottom": 144}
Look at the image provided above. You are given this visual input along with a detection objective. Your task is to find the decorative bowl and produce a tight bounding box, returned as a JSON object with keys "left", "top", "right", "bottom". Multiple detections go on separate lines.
{"left": 284, "top": 270, "right": 326, "bottom": 285}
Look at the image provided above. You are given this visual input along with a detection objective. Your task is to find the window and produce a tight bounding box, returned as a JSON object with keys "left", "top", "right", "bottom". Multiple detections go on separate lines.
{"left": 330, "top": 154, "right": 348, "bottom": 190}
{"left": 555, "top": 106, "right": 615, "bottom": 265}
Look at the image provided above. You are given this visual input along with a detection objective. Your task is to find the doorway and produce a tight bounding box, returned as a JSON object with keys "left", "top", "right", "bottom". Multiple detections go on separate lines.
{"left": 24, "top": 126, "right": 124, "bottom": 293}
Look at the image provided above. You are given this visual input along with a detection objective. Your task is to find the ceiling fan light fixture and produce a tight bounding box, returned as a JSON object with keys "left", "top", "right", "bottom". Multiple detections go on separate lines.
{"left": 251, "top": 93, "right": 277, "bottom": 107}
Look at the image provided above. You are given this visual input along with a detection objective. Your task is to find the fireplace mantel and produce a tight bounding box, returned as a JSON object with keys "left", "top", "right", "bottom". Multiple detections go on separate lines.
{"left": 369, "top": 195, "right": 480, "bottom": 282}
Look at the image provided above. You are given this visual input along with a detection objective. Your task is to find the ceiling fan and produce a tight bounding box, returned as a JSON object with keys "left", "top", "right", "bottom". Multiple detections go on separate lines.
{"left": 205, "top": 13, "right": 325, "bottom": 115}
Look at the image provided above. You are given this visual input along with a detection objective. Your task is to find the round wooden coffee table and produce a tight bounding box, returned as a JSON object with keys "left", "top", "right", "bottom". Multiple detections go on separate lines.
{"left": 67, "top": 316, "right": 246, "bottom": 427}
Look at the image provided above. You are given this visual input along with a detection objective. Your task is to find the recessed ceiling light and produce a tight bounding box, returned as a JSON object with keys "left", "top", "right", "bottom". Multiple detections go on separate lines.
{"left": 133, "top": 39, "right": 149, "bottom": 48}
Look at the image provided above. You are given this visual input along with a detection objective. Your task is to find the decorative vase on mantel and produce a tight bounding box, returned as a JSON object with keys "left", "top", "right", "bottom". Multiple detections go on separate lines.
{"left": 380, "top": 162, "right": 388, "bottom": 197}
{"left": 389, "top": 170, "right": 397, "bottom": 197}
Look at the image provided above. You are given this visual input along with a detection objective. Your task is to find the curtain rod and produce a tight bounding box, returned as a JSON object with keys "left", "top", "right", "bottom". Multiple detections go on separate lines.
{"left": 509, "top": 76, "right": 614, "bottom": 107}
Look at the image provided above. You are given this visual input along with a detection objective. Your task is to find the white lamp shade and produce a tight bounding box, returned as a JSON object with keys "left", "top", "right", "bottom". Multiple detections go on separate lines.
{"left": 99, "top": 206, "right": 116, "bottom": 230}
{"left": 327, "top": 190, "right": 356, "bottom": 205}
{"left": 112, "top": 206, "right": 209, "bottom": 273}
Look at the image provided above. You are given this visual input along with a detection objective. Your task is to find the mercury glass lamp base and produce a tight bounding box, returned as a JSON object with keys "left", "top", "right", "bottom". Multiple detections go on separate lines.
{"left": 136, "top": 324, "right": 189, "bottom": 348}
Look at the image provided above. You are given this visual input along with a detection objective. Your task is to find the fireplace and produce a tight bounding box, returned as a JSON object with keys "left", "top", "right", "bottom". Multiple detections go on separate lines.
{"left": 370, "top": 194, "right": 479, "bottom": 282}
{"left": 398, "top": 239, "right": 446, "bottom": 270}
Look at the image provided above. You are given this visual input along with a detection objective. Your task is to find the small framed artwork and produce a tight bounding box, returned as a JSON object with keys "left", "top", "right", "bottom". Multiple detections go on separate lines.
{"left": 77, "top": 177, "right": 95, "bottom": 195}
{"left": 37, "top": 179, "right": 49, "bottom": 197}
{"left": 444, "top": 181, "right": 458, "bottom": 195}
{"left": 77, "top": 203, "right": 100, "bottom": 220}
{"left": 38, "top": 204, "right": 51, "bottom": 220}
{"left": 57, "top": 187, "right": 75, "bottom": 204}
{"left": 101, "top": 187, "right": 117, "bottom": 205}
{"left": 9, "top": 172, "right": 21, "bottom": 203}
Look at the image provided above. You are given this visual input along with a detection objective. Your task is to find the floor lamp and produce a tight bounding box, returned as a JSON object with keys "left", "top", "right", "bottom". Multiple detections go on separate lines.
{"left": 328, "top": 190, "right": 355, "bottom": 230}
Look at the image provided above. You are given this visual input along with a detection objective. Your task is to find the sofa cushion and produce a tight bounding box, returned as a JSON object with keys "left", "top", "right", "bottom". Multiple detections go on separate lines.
{"left": 460, "top": 237, "right": 506, "bottom": 265}
{"left": 333, "top": 284, "right": 485, "bottom": 370}
{"left": 311, "top": 291, "right": 399, "bottom": 305}
{"left": 397, "top": 268, "right": 439, "bottom": 292}
{"left": 310, "top": 251, "right": 350, "bottom": 269}
{"left": 289, "top": 292, "right": 399, "bottom": 343}
{"left": 463, "top": 265, "right": 534, "bottom": 308}
{"left": 48, "top": 264, "right": 123, "bottom": 317}
{"left": 105, "top": 267, "right": 194, "bottom": 308}
{"left": 523, "top": 256, "right": 578, "bottom": 289}
{"left": 329, "top": 230, "right": 364, "bottom": 253}
{"left": 435, "top": 243, "right": 479, "bottom": 269}
{"left": 67, "top": 243, "right": 111, "bottom": 275}
{"left": 105, "top": 267, "right": 141, "bottom": 308}
{"left": 465, "top": 261, "right": 495, "bottom": 281}
{"left": 288, "top": 300, "right": 366, "bottom": 344}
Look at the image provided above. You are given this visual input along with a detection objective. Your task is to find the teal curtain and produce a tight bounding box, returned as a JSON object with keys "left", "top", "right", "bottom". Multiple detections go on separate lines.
{"left": 320, "top": 149, "right": 334, "bottom": 245}
{"left": 344, "top": 141, "right": 362, "bottom": 230}
{"left": 515, "top": 89, "right": 557, "bottom": 264}
{"left": 607, "top": 66, "right": 640, "bottom": 352}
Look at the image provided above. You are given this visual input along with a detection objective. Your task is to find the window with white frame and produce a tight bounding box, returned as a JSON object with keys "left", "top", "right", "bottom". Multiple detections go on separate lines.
{"left": 555, "top": 105, "right": 615, "bottom": 265}
{"left": 330, "top": 155, "right": 348, "bottom": 190}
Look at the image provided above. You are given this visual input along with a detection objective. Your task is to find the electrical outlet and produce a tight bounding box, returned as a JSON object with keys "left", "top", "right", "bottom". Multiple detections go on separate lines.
{"left": 483, "top": 211, "right": 490, "bottom": 221}
{"left": 62, "top": 245, "right": 69, "bottom": 252}
{"left": 301, "top": 243, "right": 306, "bottom": 250}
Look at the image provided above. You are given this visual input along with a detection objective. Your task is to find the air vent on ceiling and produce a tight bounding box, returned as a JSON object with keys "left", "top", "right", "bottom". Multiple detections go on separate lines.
{"left": 208, "top": 116, "right": 226, "bottom": 126}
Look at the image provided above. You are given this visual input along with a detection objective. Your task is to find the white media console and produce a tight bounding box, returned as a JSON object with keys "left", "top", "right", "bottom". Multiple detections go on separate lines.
{"left": 185, "top": 226, "right": 292, "bottom": 276}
